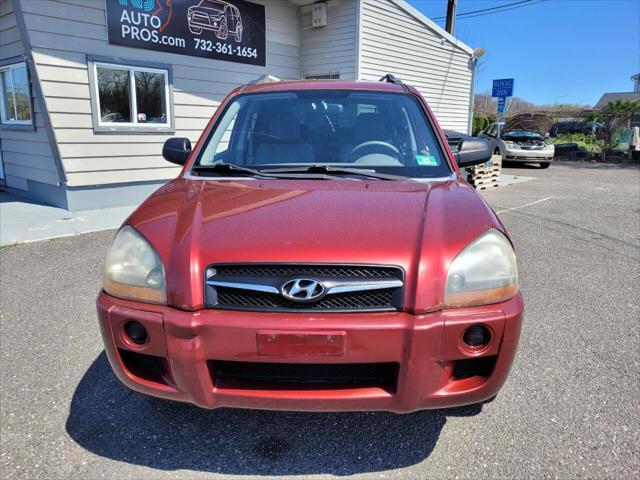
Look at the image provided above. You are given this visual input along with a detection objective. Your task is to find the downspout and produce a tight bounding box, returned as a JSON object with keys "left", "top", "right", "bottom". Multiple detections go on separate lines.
{"left": 10, "top": 0, "right": 67, "bottom": 187}
{"left": 355, "top": 0, "right": 363, "bottom": 79}
{"left": 467, "top": 55, "right": 477, "bottom": 135}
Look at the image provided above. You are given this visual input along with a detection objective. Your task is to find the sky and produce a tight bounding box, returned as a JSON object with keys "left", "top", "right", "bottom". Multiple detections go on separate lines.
{"left": 408, "top": 0, "right": 640, "bottom": 106}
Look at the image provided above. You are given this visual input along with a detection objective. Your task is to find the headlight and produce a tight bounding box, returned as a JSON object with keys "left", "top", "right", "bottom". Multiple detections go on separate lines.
{"left": 103, "top": 226, "right": 166, "bottom": 304}
{"left": 444, "top": 229, "right": 518, "bottom": 308}
{"left": 545, "top": 144, "right": 555, "bottom": 150}
{"left": 505, "top": 142, "right": 518, "bottom": 149}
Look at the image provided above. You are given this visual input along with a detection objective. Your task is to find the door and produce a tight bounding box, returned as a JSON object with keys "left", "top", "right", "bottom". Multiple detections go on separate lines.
{"left": 479, "top": 124, "right": 497, "bottom": 151}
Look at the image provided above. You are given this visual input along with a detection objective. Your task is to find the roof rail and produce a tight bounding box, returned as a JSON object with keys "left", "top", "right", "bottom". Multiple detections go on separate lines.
{"left": 246, "top": 74, "right": 281, "bottom": 86}
{"left": 379, "top": 74, "right": 410, "bottom": 92}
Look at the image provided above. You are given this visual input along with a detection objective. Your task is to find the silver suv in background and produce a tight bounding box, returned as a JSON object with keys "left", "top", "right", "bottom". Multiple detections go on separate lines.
{"left": 479, "top": 123, "right": 554, "bottom": 168}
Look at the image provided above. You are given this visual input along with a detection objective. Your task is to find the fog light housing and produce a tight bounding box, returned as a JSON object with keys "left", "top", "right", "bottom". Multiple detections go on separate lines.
{"left": 124, "top": 321, "right": 148, "bottom": 345}
{"left": 462, "top": 325, "right": 490, "bottom": 351}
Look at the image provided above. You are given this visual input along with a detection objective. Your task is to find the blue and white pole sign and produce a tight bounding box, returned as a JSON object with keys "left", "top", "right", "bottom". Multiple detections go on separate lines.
{"left": 497, "top": 97, "right": 506, "bottom": 113}
{"left": 492, "top": 79, "right": 514, "bottom": 98}
{"left": 492, "top": 78, "right": 514, "bottom": 117}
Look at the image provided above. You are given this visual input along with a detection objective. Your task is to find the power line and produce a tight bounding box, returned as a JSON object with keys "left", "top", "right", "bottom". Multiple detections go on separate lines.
{"left": 455, "top": 0, "right": 548, "bottom": 20}
{"left": 432, "top": 0, "right": 535, "bottom": 19}
{"left": 432, "top": 0, "right": 546, "bottom": 21}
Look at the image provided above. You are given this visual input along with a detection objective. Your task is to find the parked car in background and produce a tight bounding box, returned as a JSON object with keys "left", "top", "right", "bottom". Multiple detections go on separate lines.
{"left": 97, "top": 76, "right": 523, "bottom": 413}
{"left": 479, "top": 123, "right": 554, "bottom": 168}
{"left": 549, "top": 120, "right": 603, "bottom": 137}
{"left": 549, "top": 121, "right": 582, "bottom": 137}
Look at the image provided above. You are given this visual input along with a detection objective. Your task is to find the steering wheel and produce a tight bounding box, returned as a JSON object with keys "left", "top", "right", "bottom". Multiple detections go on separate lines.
{"left": 351, "top": 141, "right": 400, "bottom": 159}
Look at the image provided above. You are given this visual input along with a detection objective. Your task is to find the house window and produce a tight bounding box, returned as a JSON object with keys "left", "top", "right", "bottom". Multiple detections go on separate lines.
{"left": 0, "top": 62, "right": 32, "bottom": 125}
{"left": 90, "top": 59, "right": 173, "bottom": 132}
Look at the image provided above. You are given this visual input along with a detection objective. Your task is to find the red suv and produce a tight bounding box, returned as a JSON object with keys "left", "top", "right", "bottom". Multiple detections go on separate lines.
{"left": 97, "top": 76, "right": 523, "bottom": 413}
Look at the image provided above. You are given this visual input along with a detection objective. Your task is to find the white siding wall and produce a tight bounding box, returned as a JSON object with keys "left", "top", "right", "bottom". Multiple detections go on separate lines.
{"left": 358, "top": 0, "right": 473, "bottom": 132}
{"left": 21, "top": 0, "right": 301, "bottom": 187}
{"left": 300, "top": 0, "right": 357, "bottom": 79}
{"left": 0, "top": 0, "right": 60, "bottom": 190}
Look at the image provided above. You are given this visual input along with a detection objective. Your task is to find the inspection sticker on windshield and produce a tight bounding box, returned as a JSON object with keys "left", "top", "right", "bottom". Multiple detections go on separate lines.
{"left": 416, "top": 154, "right": 438, "bottom": 166}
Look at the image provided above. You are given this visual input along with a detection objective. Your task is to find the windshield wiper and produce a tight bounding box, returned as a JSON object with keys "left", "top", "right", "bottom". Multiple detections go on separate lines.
{"left": 192, "top": 162, "right": 342, "bottom": 180}
{"left": 192, "top": 163, "right": 268, "bottom": 177}
{"left": 260, "top": 165, "right": 412, "bottom": 181}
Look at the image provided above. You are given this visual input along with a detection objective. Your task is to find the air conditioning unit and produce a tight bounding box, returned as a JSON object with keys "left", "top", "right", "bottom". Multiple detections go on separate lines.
{"left": 312, "top": 2, "right": 328, "bottom": 28}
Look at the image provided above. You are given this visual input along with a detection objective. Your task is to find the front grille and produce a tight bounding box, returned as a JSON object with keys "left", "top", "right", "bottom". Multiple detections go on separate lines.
{"left": 211, "top": 360, "right": 399, "bottom": 391}
{"left": 213, "top": 265, "right": 400, "bottom": 278}
{"left": 205, "top": 264, "right": 404, "bottom": 312}
{"left": 216, "top": 286, "right": 395, "bottom": 311}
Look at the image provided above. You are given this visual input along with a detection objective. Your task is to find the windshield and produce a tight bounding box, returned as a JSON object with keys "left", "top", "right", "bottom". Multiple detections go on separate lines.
{"left": 199, "top": 0, "right": 224, "bottom": 11}
{"left": 504, "top": 130, "right": 544, "bottom": 138}
{"left": 194, "top": 90, "right": 452, "bottom": 179}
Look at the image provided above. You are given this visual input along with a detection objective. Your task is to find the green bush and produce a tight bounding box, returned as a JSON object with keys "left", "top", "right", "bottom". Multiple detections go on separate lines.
{"left": 472, "top": 115, "right": 494, "bottom": 136}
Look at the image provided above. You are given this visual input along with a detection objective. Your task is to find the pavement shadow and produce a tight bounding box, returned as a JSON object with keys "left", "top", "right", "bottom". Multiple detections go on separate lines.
{"left": 0, "top": 191, "right": 49, "bottom": 206}
{"left": 66, "top": 352, "right": 481, "bottom": 476}
{"left": 502, "top": 160, "right": 639, "bottom": 171}
{"left": 501, "top": 161, "right": 547, "bottom": 170}
{"left": 551, "top": 160, "right": 640, "bottom": 170}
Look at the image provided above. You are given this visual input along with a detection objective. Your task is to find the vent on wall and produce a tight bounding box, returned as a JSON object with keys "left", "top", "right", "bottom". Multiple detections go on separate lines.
{"left": 312, "top": 2, "right": 328, "bottom": 27}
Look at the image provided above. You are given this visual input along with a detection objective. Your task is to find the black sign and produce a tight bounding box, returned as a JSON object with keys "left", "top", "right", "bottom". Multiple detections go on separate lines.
{"left": 106, "top": 0, "right": 266, "bottom": 66}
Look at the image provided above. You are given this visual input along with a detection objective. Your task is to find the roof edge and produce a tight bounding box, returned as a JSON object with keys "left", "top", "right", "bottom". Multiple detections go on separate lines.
{"left": 388, "top": 0, "right": 475, "bottom": 56}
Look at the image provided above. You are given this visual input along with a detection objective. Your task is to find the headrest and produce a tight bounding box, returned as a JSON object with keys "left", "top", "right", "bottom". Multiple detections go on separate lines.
{"left": 353, "top": 113, "right": 387, "bottom": 144}
{"left": 267, "top": 112, "right": 301, "bottom": 142}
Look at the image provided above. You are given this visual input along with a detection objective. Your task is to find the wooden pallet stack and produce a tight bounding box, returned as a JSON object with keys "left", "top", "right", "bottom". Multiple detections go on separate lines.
{"left": 465, "top": 154, "right": 502, "bottom": 190}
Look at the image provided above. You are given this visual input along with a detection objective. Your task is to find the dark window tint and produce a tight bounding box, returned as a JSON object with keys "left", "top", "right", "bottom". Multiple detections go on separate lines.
{"left": 135, "top": 71, "right": 167, "bottom": 124}
{"left": 97, "top": 66, "right": 131, "bottom": 123}
{"left": 197, "top": 90, "right": 452, "bottom": 179}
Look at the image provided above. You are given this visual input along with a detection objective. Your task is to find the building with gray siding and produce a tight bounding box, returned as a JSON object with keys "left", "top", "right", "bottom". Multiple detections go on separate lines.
{"left": 1, "top": 0, "right": 476, "bottom": 210}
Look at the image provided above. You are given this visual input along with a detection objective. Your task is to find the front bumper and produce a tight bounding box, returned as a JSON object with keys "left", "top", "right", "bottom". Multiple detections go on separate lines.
{"left": 504, "top": 147, "right": 554, "bottom": 161}
{"left": 97, "top": 292, "right": 523, "bottom": 413}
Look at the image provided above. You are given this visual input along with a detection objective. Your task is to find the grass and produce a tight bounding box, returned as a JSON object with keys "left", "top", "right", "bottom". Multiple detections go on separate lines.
{"left": 552, "top": 133, "right": 600, "bottom": 153}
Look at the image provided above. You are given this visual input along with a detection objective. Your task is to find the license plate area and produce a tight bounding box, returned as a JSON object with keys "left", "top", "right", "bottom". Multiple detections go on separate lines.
{"left": 257, "top": 330, "right": 346, "bottom": 357}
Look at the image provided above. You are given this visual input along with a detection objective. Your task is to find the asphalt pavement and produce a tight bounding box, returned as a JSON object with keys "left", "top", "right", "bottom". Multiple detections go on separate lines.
{"left": 1, "top": 161, "right": 639, "bottom": 479}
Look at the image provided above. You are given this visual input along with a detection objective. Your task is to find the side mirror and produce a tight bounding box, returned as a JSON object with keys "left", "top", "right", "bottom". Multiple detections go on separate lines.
{"left": 162, "top": 137, "right": 192, "bottom": 165}
{"left": 455, "top": 137, "right": 492, "bottom": 168}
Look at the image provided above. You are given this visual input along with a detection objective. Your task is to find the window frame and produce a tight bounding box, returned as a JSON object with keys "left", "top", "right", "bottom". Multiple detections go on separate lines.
{"left": 303, "top": 73, "right": 340, "bottom": 80}
{"left": 0, "top": 59, "right": 34, "bottom": 130}
{"left": 87, "top": 56, "right": 175, "bottom": 134}
{"left": 191, "top": 90, "right": 454, "bottom": 179}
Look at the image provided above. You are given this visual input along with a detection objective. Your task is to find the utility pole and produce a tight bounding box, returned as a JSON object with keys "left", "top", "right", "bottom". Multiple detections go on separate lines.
{"left": 445, "top": 0, "right": 457, "bottom": 34}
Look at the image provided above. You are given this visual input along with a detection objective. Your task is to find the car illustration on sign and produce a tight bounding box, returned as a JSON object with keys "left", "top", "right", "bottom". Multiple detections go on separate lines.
{"left": 187, "top": 0, "right": 243, "bottom": 42}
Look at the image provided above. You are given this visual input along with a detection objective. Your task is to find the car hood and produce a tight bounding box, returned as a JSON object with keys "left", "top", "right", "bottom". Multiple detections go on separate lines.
{"left": 128, "top": 177, "right": 503, "bottom": 312}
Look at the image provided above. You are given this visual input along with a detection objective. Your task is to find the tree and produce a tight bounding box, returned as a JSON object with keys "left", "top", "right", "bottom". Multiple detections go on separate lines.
{"left": 583, "top": 100, "right": 640, "bottom": 159}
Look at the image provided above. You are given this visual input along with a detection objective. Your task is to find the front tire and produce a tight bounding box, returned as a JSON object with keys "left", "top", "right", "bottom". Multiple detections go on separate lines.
{"left": 189, "top": 24, "right": 202, "bottom": 35}
{"left": 539, "top": 162, "right": 551, "bottom": 169}
{"left": 216, "top": 18, "right": 228, "bottom": 40}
